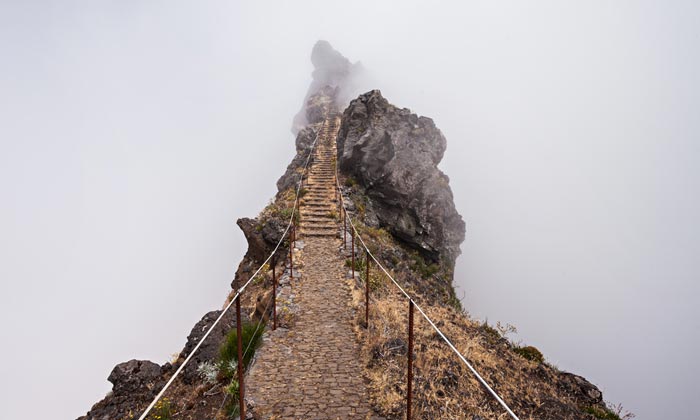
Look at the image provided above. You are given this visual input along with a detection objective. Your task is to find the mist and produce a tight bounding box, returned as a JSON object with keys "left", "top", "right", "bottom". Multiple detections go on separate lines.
{"left": 1, "top": 2, "right": 698, "bottom": 419}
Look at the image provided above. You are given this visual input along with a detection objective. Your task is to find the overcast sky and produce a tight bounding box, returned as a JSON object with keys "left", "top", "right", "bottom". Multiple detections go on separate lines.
{"left": 1, "top": 2, "right": 698, "bottom": 419}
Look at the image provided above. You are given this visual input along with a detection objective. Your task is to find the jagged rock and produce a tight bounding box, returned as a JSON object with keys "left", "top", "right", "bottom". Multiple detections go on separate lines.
{"left": 292, "top": 40, "right": 365, "bottom": 133}
{"left": 108, "top": 360, "right": 163, "bottom": 395}
{"left": 77, "top": 360, "right": 167, "bottom": 420}
{"left": 237, "top": 218, "right": 269, "bottom": 265}
{"left": 557, "top": 372, "right": 604, "bottom": 405}
{"left": 180, "top": 309, "right": 238, "bottom": 384}
{"left": 337, "top": 89, "right": 465, "bottom": 262}
{"left": 277, "top": 126, "right": 317, "bottom": 193}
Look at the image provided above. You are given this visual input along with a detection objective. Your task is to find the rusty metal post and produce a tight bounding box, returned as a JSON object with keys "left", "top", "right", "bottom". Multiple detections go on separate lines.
{"left": 351, "top": 228, "right": 355, "bottom": 279}
{"left": 365, "top": 249, "right": 370, "bottom": 328}
{"left": 235, "top": 293, "right": 246, "bottom": 419}
{"left": 343, "top": 208, "right": 347, "bottom": 248}
{"left": 272, "top": 254, "right": 277, "bottom": 330}
{"left": 407, "top": 299, "right": 414, "bottom": 420}
{"left": 289, "top": 228, "right": 293, "bottom": 279}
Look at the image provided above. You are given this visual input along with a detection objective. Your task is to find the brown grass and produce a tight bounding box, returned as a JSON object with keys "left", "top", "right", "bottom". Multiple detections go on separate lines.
{"left": 344, "top": 225, "right": 597, "bottom": 420}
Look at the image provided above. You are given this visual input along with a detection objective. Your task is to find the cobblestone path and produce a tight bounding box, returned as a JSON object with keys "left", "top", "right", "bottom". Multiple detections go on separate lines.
{"left": 247, "top": 116, "right": 379, "bottom": 419}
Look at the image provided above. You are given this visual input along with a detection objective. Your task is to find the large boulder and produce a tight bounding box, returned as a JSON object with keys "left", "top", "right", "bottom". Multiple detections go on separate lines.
{"left": 77, "top": 360, "right": 167, "bottom": 420}
{"left": 337, "top": 90, "right": 465, "bottom": 262}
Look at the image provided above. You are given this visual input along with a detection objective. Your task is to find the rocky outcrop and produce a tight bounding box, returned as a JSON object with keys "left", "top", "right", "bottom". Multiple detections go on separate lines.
{"left": 337, "top": 89, "right": 465, "bottom": 263}
{"left": 276, "top": 126, "right": 317, "bottom": 194}
{"left": 78, "top": 360, "right": 168, "bottom": 420}
{"left": 292, "top": 40, "right": 366, "bottom": 133}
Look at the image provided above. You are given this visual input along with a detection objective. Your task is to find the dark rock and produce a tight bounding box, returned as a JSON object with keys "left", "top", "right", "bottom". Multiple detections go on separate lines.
{"left": 261, "top": 216, "right": 286, "bottom": 247}
{"left": 237, "top": 218, "right": 269, "bottom": 265}
{"left": 179, "top": 309, "right": 238, "bottom": 384}
{"left": 337, "top": 90, "right": 465, "bottom": 263}
{"left": 277, "top": 126, "right": 317, "bottom": 194}
{"left": 77, "top": 360, "right": 166, "bottom": 420}
{"left": 557, "top": 372, "right": 604, "bottom": 405}
{"left": 108, "top": 360, "right": 162, "bottom": 395}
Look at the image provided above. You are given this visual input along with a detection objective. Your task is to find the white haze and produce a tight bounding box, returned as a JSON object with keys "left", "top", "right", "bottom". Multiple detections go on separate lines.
{"left": 1, "top": 2, "right": 698, "bottom": 419}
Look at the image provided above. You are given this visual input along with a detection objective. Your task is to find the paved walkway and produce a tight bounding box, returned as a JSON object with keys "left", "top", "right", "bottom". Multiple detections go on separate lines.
{"left": 246, "top": 117, "right": 379, "bottom": 419}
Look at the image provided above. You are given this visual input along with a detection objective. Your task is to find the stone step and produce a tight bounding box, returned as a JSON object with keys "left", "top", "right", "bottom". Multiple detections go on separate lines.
{"left": 301, "top": 216, "right": 339, "bottom": 226}
{"left": 300, "top": 211, "right": 336, "bottom": 218}
{"left": 301, "top": 224, "right": 338, "bottom": 231}
{"left": 303, "top": 201, "right": 335, "bottom": 206}
{"left": 300, "top": 230, "right": 338, "bottom": 238}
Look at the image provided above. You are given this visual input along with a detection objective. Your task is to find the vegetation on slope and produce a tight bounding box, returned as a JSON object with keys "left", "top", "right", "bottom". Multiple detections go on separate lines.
{"left": 341, "top": 177, "right": 626, "bottom": 420}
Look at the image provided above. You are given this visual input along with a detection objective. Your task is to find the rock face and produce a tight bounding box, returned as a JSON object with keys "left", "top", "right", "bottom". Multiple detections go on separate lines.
{"left": 292, "top": 40, "right": 366, "bottom": 133}
{"left": 78, "top": 360, "right": 168, "bottom": 420}
{"left": 276, "top": 126, "right": 318, "bottom": 194}
{"left": 179, "top": 309, "right": 241, "bottom": 384}
{"left": 337, "top": 90, "right": 465, "bottom": 262}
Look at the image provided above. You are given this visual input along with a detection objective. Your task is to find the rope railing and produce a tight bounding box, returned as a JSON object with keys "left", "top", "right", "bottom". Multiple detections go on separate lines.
{"left": 136, "top": 120, "right": 324, "bottom": 420}
{"left": 334, "top": 124, "right": 521, "bottom": 420}
{"left": 136, "top": 112, "right": 520, "bottom": 420}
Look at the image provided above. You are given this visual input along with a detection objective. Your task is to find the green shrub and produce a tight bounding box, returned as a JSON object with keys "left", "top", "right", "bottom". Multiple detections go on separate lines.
{"left": 480, "top": 321, "right": 501, "bottom": 340}
{"left": 583, "top": 406, "right": 622, "bottom": 420}
{"left": 225, "top": 379, "right": 241, "bottom": 418}
{"left": 345, "top": 177, "right": 357, "bottom": 187}
{"left": 513, "top": 345, "right": 544, "bottom": 363}
{"left": 219, "top": 321, "right": 265, "bottom": 379}
{"left": 410, "top": 253, "right": 440, "bottom": 279}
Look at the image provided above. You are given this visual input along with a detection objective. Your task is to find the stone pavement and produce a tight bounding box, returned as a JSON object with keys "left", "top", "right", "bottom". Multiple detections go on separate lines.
{"left": 246, "top": 117, "right": 381, "bottom": 419}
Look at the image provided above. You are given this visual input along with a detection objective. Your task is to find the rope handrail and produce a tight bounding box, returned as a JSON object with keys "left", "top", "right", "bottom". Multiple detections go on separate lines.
{"left": 334, "top": 137, "right": 521, "bottom": 420}
{"left": 136, "top": 125, "right": 322, "bottom": 420}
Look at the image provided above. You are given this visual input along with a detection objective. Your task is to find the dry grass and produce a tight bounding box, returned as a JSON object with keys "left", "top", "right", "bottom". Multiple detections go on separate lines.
{"left": 344, "top": 227, "right": 599, "bottom": 420}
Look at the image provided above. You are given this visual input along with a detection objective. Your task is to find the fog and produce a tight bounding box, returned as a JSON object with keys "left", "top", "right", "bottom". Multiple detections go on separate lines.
{"left": 1, "top": 2, "right": 698, "bottom": 419}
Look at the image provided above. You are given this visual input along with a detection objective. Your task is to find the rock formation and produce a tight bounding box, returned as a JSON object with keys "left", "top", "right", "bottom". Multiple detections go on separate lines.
{"left": 78, "top": 41, "right": 617, "bottom": 420}
{"left": 337, "top": 89, "right": 465, "bottom": 263}
{"left": 291, "top": 40, "right": 366, "bottom": 133}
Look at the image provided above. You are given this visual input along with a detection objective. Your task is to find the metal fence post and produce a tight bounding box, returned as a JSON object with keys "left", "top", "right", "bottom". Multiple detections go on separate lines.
{"left": 235, "top": 293, "right": 246, "bottom": 419}
{"left": 289, "top": 229, "right": 293, "bottom": 279}
{"left": 365, "top": 249, "right": 370, "bottom": 328}
{"left": 343, "top": 208, "right": 347, "bottom": 248}
{"left": 407, "top": 299, "right": 414, "bottom": 420}
{"left": 272, "top": 254, "right": 277, "bottom": 331}
{"left": 351, "top": 228, "right": 355, "bottom": 279}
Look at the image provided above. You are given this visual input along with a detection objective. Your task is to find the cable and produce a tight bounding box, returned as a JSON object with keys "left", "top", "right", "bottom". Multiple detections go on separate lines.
{"left": 137, "top": 123, "right": 321, "bottom": 420}
{"left": 335, "top": 141, "right": 521, "bottom": 420}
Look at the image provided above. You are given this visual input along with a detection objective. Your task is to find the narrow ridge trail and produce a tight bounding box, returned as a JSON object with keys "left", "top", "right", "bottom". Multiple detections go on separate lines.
{"left": 247, "top": 116, "right": 381, "bottom": 420}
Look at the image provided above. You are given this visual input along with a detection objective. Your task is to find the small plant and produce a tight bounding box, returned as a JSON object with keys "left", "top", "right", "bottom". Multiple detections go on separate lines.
{"left": 219, "top": 321, "right": 265, "bottom": 379}
{"left": 513, "top": 345, "right": 544, "bottom": 363}
{"left": 583, "top": 406, "right": 622, "bottom": 420}
{"left": 299, "top": 188, "right": 308, "bottom": 198}
{"left": 495, "top": 321, "right": 517, "bottom": 338}
{"left": 149, "top": 397, "right": 172, "bottom": 420}
{"left": 225, "top": 379, "right": 241, "bottom": 417}
{"left": 410, "top": 253, "right": 440, "bottom": 279}
{"left": 345, "top": 177, "right": 357, "bottom": 187}
{"left": 480, "top": 320, "right": 501, "bottom": 340}
{"left": 196, "top": 361, "right": 219, "bottom": 384}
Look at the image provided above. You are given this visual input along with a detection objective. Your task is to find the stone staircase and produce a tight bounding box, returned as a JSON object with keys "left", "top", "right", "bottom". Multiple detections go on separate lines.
{"left": 299, "top": 116, "right": 341, "bottom": 238}
{"left": 246, "top": 114, "right": 381, "bottom": 419}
